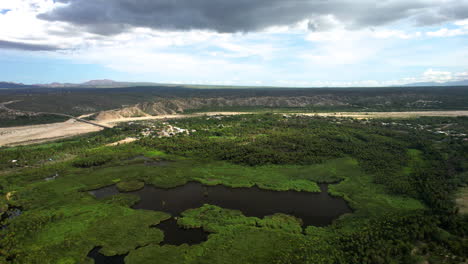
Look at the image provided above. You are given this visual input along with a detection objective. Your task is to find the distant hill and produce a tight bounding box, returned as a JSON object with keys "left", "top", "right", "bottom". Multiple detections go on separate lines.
{"left": 81, "top": 79, "right": 120, "bottom": 86}
{"left": 1, "top": 79, "right": 252, "bottom": 89}
{"left": 3, "top": 79, "right": 468, "bottom": 89}
{"left": 404, "top": 79, "right": 468, "bottom": 87}
{"left": 37, "top": 79, "right": 164, "bottom": 88}
{"left": 0, "top": 82, "right": 35, "bottom": 88}
{"left": 33, "top": 80, "right": 264, "bottom": 89}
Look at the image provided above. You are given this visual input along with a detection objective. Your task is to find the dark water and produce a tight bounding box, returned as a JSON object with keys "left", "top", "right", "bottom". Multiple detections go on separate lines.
{"left": 127, "top": 155, "right": 172, "bottom": 166}
{"left": 156, "top": 218, "right": 208, "bottom": 245}
{"left": 90, "top": 185, "right": 119, "bottom": 198}
{"left": 87, "top": 218, "right": 208, "bottom": 264}
{"left": 88, "top": 182, "right": 351, "bottom": 264}
{"left": 1, "top": 207, "right": 23, "bottom": 230}
{"left": 2, "top": 207, "right": 22, "bottom": 220}
{"left": 87, "top": 247, "right": 126, "bottom": 264}
{"left": 91, "top": 182, "right": 351, "bottom": 227}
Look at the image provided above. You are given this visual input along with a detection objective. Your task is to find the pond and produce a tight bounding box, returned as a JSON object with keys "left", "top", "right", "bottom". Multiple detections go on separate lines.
{"left": 90, "top": 182, "right": 351, "bottom": 227}
{"left": 88, "top": 181, "right": 351, "bottom": 264}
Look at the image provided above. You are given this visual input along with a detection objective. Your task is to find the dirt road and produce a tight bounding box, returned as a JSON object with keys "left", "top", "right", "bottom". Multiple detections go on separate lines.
{"left": 2, "top": 110, "right": 468, "bottom": 147}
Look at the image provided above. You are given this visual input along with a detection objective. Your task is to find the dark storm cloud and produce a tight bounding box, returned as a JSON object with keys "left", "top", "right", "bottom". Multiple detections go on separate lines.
{"left": 415, "top": 2, "right": 468, "bottom": 26}
{"left": 0, "top": 40, "right": 60, "bottom": 51}
{"left": 38, "top": 0, "right": 468, "bottom": 35}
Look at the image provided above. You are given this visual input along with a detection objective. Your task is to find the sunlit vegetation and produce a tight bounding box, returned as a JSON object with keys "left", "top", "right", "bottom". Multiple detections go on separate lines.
{"left": 117, "top": 181, "right": 145, "bottom": 192}
{"left": 1, "top": 114, "right": 467, "bottom": 263}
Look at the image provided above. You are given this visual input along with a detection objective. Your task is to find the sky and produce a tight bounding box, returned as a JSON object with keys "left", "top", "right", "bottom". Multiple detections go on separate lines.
{"left": 0, "top": 0, "right": 467, "bottom": 87}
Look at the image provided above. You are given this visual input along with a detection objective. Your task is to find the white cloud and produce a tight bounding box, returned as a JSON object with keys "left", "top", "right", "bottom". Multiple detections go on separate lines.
{"left": 0, "top": 0, "right": 81, "bottom": 48}
{"left": 373, "top": 30, "right": 422, "bottom": 39}
{"left": 455, "top": 71, "right": 468, "bottom": 78}
{"left": 64, "top": 42, "right": 271, "bottom": 85}
{"left": 422, "top": 69, "right": 453, "bottom": 82}
{"left": 274, "top": 69, "right": 468, "bottom": 87}
{"left": 454, "top": 19, "right": 468, "bottom": 26}
{"left": 383, "top": 69, "right": 468, "bottom": 85}
{"left": 303, "top": 28, "right": 397, "bottom": 66}
{"left": 426, "top": 28, "right": 468, "bottom": 37}
{"left": 426, "top": 18, "right": 468, "bottom": 37}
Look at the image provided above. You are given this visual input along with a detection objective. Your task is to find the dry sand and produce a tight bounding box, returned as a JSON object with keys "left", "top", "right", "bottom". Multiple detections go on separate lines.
{"left": 2, "top": 111, "right": 468, "bottom": 147}
{"left": 106, "top": 137, "right": 138, "bottom": 146}
{"left": 0, "top": 119, "right": 103, "bottom": 147}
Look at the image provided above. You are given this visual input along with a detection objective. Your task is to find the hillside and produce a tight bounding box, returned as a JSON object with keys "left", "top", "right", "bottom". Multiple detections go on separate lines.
{"left": 1, "top": 86, "right": 468, "bottom": 126}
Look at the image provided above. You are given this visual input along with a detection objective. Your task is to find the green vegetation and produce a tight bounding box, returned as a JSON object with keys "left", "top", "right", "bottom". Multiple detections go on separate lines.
{"left": 1, "top": 114, "right": 467, "bottom": 264}
{"left": 179, "top": 204, "right": 304, "bottom": 233}
{"left": 117, "top": 181, "right": 145, "bottom": 192}
{"left": 0, "top": 114, "right": 68, "bottom": 128}
{"left": 3, "top": 203, "right": 169, "bottom": 263}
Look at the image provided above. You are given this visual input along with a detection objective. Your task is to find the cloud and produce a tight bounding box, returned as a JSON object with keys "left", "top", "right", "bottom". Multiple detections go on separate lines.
{"left": 38, "top": 0, "right": 468, "bottom": 35}
{"left": 0, "top": 39, "right": 60, "bottom": 51}
{"left": 0, "top": 0, "right": 467, "bottom": 87}
{"left": 422, "top": 68, "right": 453, "bottom": 82}
{"left": 415, "top": 1, "right": 468, "bottom": 26}
{"left": 275, "top": 69, "right": 468, "bottom": 87}
{"left": 426, "top": 19, "right": 468, "bottom": 37}
{"left": 302, "top": 26, "right": 423, "bottom": 67}
{"left": 455, "top": 19, "right": 468, "bottom": 26}
{"left": 308, "top": 15, "right": 341, "bottom": 32}
{"left": 426, "top": 28, "right": 468, "bottom": 37}
{"left": 455, "top": 71, "right": 468, "bottom": 79}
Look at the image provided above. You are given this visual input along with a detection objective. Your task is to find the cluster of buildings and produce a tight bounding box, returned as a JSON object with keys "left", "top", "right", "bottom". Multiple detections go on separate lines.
{"left": 139, "top": 122, "right": 196, "bottom": 138}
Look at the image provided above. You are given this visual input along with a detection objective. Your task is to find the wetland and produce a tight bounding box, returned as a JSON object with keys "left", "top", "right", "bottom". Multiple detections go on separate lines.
{"left": 1, "top": 114, "right": 467, "bottom": 264}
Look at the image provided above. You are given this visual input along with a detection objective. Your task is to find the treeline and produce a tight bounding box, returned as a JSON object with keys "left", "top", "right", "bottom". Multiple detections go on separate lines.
{"left": 139, "top": 115, "right": 409, "bottom": 186}
{"left": 334, "top": 211, "right": 466, "bottom": 264}
{"left": 0, "top": 114, "right": 68, "bottom": 128}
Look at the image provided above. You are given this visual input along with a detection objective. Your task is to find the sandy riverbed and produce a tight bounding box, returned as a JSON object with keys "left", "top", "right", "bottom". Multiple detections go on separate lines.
{"left": 0, "top": 119, "right": 103, "bottom": 147}
{"left": 2, "top": 111, "right": 468, "bottom": 147}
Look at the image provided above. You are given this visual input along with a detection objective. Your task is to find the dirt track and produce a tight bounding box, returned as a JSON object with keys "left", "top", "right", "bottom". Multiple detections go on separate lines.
{"left": 1, "top": 111, "right": 468, "bottom": 147}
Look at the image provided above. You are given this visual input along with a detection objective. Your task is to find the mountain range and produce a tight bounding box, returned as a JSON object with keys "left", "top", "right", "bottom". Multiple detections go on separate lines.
{"left": 1, "top": 79, "right": 468, "bottom": 89}
{"left": 403, "top": 79, "right": 468, "bottom": 87}
{"left": 0, "top": 79, "right": 163, "bottom": 89}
